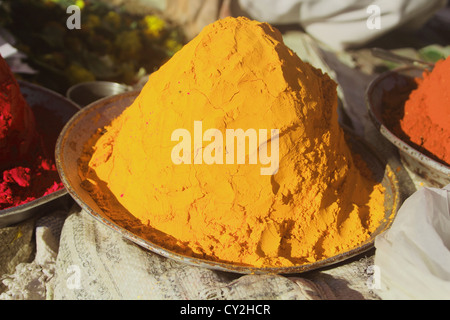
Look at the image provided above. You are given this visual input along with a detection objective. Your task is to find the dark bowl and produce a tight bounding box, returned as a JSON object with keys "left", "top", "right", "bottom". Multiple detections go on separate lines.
{"left": 366, "top": 66, "right": 450, "bottom": 188}
{"left": 0, "top": 81, "right": 80, "bottom": 228}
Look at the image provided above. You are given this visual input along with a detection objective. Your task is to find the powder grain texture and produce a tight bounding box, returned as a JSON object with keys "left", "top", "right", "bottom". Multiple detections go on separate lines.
{"left": 84, "top": 17, "right": 385, "bottom": 268}
{"left": 0, "top": 54, "right": 63, "bottom": 210}
{"left": 401, "top": 56, "right": 450, "bottom": 166}
{"left": 0, "top": 54, "right": 37, "bottom": 167}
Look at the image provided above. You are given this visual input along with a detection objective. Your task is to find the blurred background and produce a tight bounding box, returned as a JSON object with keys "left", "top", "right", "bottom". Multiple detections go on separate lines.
{"left": 1, "top": 0, "right": 449, "bottom": 95}
{"left": 0, "top": 0, "right": 449, "bottom": 133}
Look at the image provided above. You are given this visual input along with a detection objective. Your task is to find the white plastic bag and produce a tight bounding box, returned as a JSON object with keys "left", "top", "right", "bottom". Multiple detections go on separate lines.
{"left": 374, "top": 184, "right": 450, "bottom": 300}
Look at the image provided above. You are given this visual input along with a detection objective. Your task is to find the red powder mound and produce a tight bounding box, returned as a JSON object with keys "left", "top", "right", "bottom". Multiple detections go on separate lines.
{"left": 400, "top": 56, "right": 450, "bottom": 166}
{"left": 0, "top": 54, "right": 63, "bottom": 210}
{"left": 0, "top": 55, "right": 38, "bottom": 165}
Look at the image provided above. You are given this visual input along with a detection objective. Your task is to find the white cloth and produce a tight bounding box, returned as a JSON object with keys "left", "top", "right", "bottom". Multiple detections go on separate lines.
{"left": 52, "top": 206, "right": 380, "bottom": 300}
{"left": 0, "top": 210, "right": 67, "bottom": 300}
{"left": 0, "top": 204, "right": 381, "bottom": 300}
{"left": 374, "top": 185, "right": 450, "bottom": 300}
{"left": 238, "top": 0, "right": 447, "bottom": 50}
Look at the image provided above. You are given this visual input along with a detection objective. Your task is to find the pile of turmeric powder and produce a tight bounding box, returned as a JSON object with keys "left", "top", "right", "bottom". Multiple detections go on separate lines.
{"left": 81, "top": 17, "right": 386, "bottom": 268}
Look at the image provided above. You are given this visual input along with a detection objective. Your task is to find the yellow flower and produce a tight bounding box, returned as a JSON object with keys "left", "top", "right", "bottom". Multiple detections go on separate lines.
{"left": 164, "top": 38, "right": 183, "bottom": 55}
{"left": 44, "top": 0, "right": 84, "bottom": 9}
{"left": 75, "top": 0, "right": 85, "bottom": 9}
{"left": 142, "top": 15, "right": 165, "bottom": 38}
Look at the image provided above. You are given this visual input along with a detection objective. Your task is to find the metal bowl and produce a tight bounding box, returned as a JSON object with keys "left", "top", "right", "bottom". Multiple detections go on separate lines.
{"left": 56, "top": 91, "right": 403, "bottom": 274}
{"left": 366, "top": 66, "right": 450, "bottom": 188}
{"left": 66, "top": 81, "right": 132, "bottom": 107}
{"left": 0, "top": 81, "right": 80, "bottom": 228}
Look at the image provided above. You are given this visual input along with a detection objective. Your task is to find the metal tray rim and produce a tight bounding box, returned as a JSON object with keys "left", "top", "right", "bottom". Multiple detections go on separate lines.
{"left": 56, "top": 92, "right": 403, "bottom": 274}
{"left": 0, "top": 81, "right": 80, "bottom": 228}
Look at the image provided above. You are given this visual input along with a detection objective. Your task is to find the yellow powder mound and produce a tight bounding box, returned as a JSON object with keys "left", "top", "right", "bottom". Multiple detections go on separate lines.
{"left": 84, "top": 17, "right": 385, "bottom": 268}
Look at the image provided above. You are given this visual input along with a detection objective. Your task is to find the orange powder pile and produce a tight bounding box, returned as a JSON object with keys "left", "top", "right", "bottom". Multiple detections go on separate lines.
{"left": 81, "top": 17, "right": 386, "bottom": 268}
{"left": 401, "top": 56, "right": 450, "bottom": 166}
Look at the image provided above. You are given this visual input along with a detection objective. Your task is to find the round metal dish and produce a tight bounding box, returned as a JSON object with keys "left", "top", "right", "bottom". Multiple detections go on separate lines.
{"left": 56, "top": 91, "right": 402, "bottom": 274}
{"left": 0, "top": 81, "right": 80, "bottom": 228}
{"left": 66, "top": 81, "right": 132, "bottom": 108}
{"left": 366, "top": 66, "right": 450, "bottom": 188}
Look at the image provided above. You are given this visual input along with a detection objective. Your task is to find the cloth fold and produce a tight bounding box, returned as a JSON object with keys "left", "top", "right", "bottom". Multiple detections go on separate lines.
{"left": 0, "top": 204, "right": 379, "bottom": 300}
{"left": 0, "top": 210, "right": 67, "bottom": 300}
{"left": 374, "top": 185, "right": 450, "bottom": 300}
{"left": 52, "top": 206, "right": 379, "bottom": 300}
